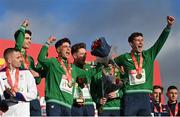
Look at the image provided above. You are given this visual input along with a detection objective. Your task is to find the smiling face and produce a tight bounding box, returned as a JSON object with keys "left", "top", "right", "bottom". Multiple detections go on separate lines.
{"left": 57, "top": 42, "right": 71, "bottom": 59}
{"left": 22, "top": 33, "right": 32, "bottom": 49}
{"left": 130, "top": 36, "right": 144, "bottom": 53}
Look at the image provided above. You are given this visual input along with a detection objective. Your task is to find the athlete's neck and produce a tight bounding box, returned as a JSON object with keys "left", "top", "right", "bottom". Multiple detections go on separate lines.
{"left": 132, "top": 49, "right": 142, "bottom": 55}
{"left": 7, "top": 64, "right": 16, "bottom": 71}
{"left": 21, "top": 48, "right": 27, "bottom": 56}
{"left": 58, "top": 56, "right": 67, "bottom": 62}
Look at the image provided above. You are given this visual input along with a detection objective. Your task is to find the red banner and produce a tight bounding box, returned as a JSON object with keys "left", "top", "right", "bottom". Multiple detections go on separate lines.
{"left": 0, "top": 39, "right": 164, "bottom": 104}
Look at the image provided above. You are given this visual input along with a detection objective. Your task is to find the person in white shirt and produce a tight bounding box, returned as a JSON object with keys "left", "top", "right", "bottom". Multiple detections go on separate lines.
{"left": 0, "top": 48, "right": 37, "bottom": 116}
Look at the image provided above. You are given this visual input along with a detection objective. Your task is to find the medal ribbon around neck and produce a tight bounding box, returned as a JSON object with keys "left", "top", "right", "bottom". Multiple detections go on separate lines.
{"left": 57, "top": 57, "right": 72, "bottom": 83}
{"left": 131, "top": 50, "right": 143, "bottom": 76}
{"left": 21, "top": 51, "right": 30, "bottom": 69}
{"left": 168, "top": 102, "right": 178, "bottom": 117}
{"left": 6, "top": 67, "right": 19, "bottom": 92}
{"left": 154, "top": 103, "right": 163, "bottom": 113}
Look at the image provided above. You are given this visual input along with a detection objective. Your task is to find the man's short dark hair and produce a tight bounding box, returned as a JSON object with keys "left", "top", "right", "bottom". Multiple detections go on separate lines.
{"left": 167, "top": 85, "right": 178, "bottom": 92}
{"left": 55, "top": 38, "right": 71, "bottom": 49}
{"left": 128, "top": 32, "right": 143, "bottom": 43}
{"left": 3, "top": 48, "right": 20, "bottom": 60}
{"left": 14, "top": 29, "right": 32, "bottom": 40}
{"left": 153, "top": 85, "right": 164, "bottom": 93}
{"left": 71, "top": 43, "right": 86, "bottom": 55}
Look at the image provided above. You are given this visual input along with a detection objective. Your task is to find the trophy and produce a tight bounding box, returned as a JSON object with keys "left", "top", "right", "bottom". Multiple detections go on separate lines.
{"left": 74, "top": 83, "right": 84, "bottom": 106}
{"left": 75, "top": 94, "right": 84, "bottom": 104}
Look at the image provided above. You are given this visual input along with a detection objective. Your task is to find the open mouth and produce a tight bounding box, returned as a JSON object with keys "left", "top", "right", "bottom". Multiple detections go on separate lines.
{"left": 66, "top": 51, "right": 70, "bottom": 56}
{"left": 137, "top": 45, "right": 143, "bottom": 50}
{"left": 138, "top": 45, "right": 143, "bottom": 48}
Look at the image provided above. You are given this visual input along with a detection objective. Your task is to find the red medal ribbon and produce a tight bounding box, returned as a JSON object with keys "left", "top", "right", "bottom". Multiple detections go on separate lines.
{"left": 21, "top": 51, "right": 30, "bottom": 69}
{"left": 131, "top": 50, "right": 143, "bottom": 75}
{"left": 168, "top": 102, "right": 179, "bottom": 117}
{"left": 6, "top": 68, "right": 19, "bottom": 92}
{"left": 57, "top": 57, "right": 72, "bottom": 83}
{"left": 154, "top": 103, "right": 163, "bottom": 113}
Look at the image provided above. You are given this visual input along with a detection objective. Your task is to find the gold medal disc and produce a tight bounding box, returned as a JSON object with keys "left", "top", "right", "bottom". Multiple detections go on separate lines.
{"left": 136, "top": 74, "right": 142, "bottom": 79}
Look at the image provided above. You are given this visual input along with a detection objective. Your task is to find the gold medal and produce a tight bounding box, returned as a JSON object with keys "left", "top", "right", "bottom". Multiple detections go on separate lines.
{"left": 131, "top": 50, "right": 143, "bottom": 80}
{"left": 136, "top": 73, "right": 142, "bottom": 79}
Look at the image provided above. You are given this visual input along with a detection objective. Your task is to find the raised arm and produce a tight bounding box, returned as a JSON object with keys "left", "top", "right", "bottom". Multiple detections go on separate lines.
{"left": 147, "top": 16, "right": 175, "bottom": 60}
{"left": 15, "top": 19, "right": 29, "bottom": 51}
{"left": 167, "top": 16, "right": 175, "bottom": 27}
{"left": 37, "top": 36, "right": 56, "bottom": 68}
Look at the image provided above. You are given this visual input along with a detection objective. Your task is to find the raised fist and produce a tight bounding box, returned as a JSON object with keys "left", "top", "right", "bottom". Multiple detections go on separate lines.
{"left": 47, "top": 36, "right": 56, "bottom": 44}
{"left": 22, "top": 19, "right": 29, "bottom": 27}
{"left": 167, "top": 16, "right": 175, "bottom": 26}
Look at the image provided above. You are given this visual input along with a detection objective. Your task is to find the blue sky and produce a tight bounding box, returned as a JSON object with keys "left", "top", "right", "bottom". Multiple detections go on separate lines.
{"left": 0, "top": 0, "right": 180, "bottom": 101}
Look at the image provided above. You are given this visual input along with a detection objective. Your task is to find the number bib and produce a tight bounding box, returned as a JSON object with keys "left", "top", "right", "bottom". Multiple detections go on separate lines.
{"left": 59, "top": 75, "right": 73, "bottom": 94}
{"left": 129, "top": 69, "right": 146, "bottom": 85}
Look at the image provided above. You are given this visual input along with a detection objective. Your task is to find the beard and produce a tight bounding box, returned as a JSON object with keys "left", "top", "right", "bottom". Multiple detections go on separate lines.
{"left": 74, "top": 56, "right": 86, "bottom": 68}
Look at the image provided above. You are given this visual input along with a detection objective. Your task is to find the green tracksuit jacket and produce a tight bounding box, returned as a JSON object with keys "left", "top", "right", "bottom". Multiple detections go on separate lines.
{"left": 38, "top": 45, "right": 87, "bottom": 109}
{"left": 14, "top": 26, "right": 42, "bottom": 84}
{"left": 114, "top": 26, "right": 171, "bottom": 94}
{"left": 90, "top": 63, "right": 123, "bottom": 111}
{"left": 73, "top": 64, "right": 94, "bottom": 106}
